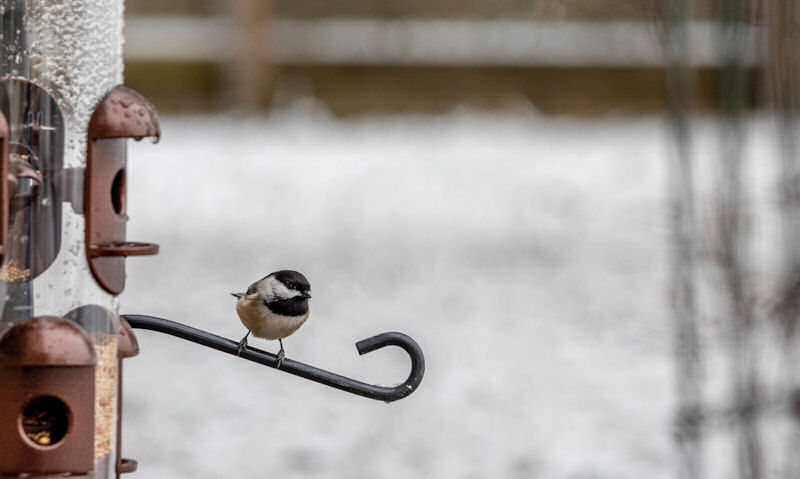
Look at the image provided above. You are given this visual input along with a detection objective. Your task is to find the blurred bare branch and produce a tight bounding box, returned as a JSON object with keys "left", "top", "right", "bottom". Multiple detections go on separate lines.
{"left": 660, "top": 1, "right": 704, "bottom": 478}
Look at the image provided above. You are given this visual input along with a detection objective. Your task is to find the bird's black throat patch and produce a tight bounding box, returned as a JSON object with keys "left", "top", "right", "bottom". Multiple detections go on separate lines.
{"left": 265, "top": 297, "right": 309, "bottom": 317}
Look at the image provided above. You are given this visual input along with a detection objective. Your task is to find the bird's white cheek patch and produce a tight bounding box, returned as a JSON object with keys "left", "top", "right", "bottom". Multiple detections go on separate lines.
{"left": 266, "top": 279, "right": 303, "bottom": 299}
{"left": 287, "top": 288, "right": 304, "bottom": 298}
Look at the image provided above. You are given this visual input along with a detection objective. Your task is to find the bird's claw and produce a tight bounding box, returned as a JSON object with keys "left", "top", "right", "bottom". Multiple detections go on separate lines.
{"left": 236, "top": 337, "right": 248, "bottom": 356}
{"left": 275, "top": 349, "right": 285, "bottom": 369}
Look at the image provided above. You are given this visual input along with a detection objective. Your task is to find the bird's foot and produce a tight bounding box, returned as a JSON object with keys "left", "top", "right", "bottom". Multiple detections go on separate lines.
{"left": 275, "top": 348, "right": 285, "bottom": 369}
{"left": 236, "top": 337, "right": 248, "bottom": 356}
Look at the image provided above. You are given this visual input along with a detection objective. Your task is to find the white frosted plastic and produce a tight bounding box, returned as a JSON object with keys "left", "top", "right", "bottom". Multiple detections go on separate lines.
{"left": 27, "top": 0, "right": 123, "bottom": 165}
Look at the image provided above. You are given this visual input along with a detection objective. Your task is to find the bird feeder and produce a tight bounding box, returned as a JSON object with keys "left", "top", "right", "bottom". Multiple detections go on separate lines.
{"left": 0, "top": 1, "right": 424, "bottom": 478}
{"left": 0, "top": 1, "right": 158, "bottom": 477}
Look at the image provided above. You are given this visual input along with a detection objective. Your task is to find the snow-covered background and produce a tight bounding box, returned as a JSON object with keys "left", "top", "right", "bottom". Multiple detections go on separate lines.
{"left": 119, "top": 108, "right": 785, "bottom": 478}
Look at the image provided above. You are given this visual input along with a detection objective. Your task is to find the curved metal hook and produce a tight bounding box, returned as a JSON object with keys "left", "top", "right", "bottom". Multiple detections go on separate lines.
{"left": 122, "top": 315, "right": 424, "bottom": 402}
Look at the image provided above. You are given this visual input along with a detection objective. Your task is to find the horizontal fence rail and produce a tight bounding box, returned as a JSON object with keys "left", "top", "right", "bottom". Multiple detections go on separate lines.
{"left": 124, "top": 17, "right": 762, "bottom": 67}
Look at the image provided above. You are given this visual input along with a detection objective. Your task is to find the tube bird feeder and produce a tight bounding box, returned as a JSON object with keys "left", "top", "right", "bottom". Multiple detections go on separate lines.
{"left": 0, "top": 2, "right": 424, "bottom": 478}
{"left": 0, "top": 1, "right": 158, "bottom": 477}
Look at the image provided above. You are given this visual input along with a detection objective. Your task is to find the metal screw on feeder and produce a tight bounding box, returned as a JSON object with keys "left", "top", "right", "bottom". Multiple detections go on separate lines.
{"left": 0, "top": 1, "right": 425, "bottom": 478}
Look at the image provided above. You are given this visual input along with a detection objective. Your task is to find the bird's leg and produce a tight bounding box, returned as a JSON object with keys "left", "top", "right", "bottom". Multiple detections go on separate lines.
{"left": 275, "top": 339, "right": 285, "bottom": 369}
{"left": 236, "top": 331, "right": 251, "bottom": 356}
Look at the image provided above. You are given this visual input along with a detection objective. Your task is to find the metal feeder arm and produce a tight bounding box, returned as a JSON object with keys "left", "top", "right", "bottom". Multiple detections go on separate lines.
{"left": 123, "top": 315, "right": 425, "bottom": 403}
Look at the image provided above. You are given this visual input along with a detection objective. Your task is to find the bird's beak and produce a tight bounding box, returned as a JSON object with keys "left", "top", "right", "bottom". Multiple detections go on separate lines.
{"left": 231, "top": 292, "right": 245, "bottom": 299}
{"left": 300, "top": 291, "right": 312, "bottom": 299}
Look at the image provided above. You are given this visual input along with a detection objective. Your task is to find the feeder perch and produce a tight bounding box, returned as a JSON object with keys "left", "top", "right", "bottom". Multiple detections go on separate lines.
{"left": 86, "top": 85, "right": 161, "bottom": 294}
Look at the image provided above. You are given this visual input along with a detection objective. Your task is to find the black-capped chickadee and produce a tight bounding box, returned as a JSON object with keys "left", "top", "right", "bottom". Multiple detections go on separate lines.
{"left": 231, "top": 270, "right": 311, "bottom": 368}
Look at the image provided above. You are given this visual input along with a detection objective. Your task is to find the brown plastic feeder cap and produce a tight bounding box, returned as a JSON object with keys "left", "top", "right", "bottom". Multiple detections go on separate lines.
{"left": 0, "top": 316, "right": 96, "bottom": 367}
{"left": 89, "top": 85, "right": 161, "bottom": 141}
{"left": 118, "top": 317, "right": 139, "bottom": 359}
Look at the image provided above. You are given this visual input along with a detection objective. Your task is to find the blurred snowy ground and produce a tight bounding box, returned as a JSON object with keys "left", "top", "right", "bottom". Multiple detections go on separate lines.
{"left": 120, "top": 108, "right": 776, "bottom": 478}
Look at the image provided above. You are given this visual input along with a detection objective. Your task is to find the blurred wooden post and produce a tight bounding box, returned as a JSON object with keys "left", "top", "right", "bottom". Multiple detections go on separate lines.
{"left": 230, "top": 0, "right": 272, "bottom": 111}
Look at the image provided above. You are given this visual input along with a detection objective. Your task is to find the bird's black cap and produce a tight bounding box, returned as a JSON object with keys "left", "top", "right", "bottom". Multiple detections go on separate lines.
{"left": 272, "top": 270, "right": 311, "bottom": 293}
